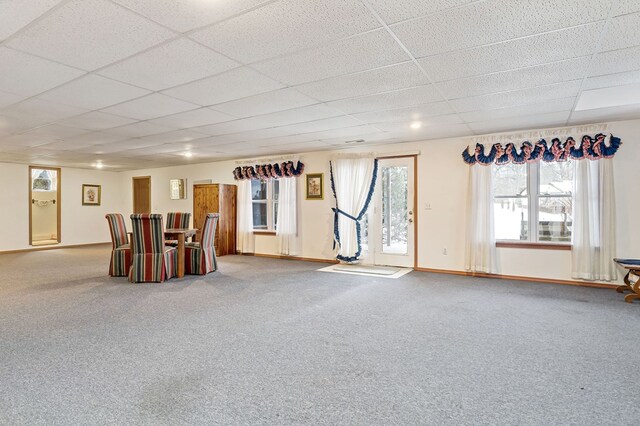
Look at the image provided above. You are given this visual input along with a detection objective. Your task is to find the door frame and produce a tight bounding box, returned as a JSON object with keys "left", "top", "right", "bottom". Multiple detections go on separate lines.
{"left": 132, "top": 176, "right": 151, "bottom": 214}
{"left": 374, "top": 154, "right": 418, "bottom": 269}
{"left": 29, "top": 165, "right": 62, "bottom": 246}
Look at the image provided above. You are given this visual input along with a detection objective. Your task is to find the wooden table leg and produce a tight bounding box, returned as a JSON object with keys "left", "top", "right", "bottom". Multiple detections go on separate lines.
{"left": 177, "top": 234, "right": 185, "bottom": 278}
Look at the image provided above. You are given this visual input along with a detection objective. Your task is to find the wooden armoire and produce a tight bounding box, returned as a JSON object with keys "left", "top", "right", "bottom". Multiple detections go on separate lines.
{"left": 192, "top": 183, "right": 237, "bottom": 256}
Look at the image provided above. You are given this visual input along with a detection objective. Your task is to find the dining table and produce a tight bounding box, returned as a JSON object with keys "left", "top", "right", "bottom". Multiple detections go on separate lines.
{"left": 128, "top": 228, "right": 198, "bottom": 279}
{"left": 164, "top": 229, "right": 197, "bottom": 278}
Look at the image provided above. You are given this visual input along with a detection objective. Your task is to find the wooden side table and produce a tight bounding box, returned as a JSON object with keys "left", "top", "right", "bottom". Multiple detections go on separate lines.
{"left": 614, "top": 258, "right": 640, "bottom": 303}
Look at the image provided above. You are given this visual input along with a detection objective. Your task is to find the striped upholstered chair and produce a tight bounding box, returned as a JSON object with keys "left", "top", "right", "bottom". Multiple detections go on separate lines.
{"left": 185, "top": 213, "right": 219, "bottom": 275}
{"left": 129, "top": 214, "right": 178, "bottom": 283}
{"left": 105, "top": 213, "right": 132, "bottom": 277}
{"left": 165, "top": 212, "right": 191, "bottom": 246}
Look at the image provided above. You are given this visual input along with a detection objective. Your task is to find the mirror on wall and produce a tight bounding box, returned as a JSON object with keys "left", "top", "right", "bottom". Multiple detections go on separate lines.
{"left": 29, "top": 166, "right": 61, "bottom": 246}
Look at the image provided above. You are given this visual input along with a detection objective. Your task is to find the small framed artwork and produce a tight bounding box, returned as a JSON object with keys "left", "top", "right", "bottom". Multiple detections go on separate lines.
{"left": 82, "top": 184, "right": 101, "bottom": 206}
{"left": 306, "top": 173, "right": 324, "bottom": 200}
{"left": 169, "top": 178, "right": 187, "bottom": 200}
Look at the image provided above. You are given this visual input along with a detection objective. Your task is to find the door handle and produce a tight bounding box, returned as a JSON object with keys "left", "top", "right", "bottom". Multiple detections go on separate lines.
{"left": 408, "top": 218, "right": 413, "bottom": 224}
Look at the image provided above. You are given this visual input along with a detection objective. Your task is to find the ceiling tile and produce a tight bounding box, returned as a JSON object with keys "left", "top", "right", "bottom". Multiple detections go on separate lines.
{"left": 97, "top": 38, "right": 240, "bottom": 91}
{"left": 252, "top": 29, "right": 409, "bottom": 85}
{"left": 106, "top": 121, "right": 177, "bottom": 138}
{"left": 162, "top": 67, "right": 284, "bottom": 106}
{"left": 63, "top": 131, "right": 128, "bottom": 146}
{"left": 1, "top": 98, "right": 88, "bottom": 126}
{"left": 0, "top": 114, "right": 47, "bottom": 134}
{"left": 460, "top": 97, "right": 576, "bottom": 122}
{"left": 352, "top": 101, "right": 453, "bottom": 123}
{"left": 300, "top": 125, "right": 384, "bottom": 141}
{"left": 56, "top": 111, "right": 137, "bottom": 131}
{"left": 367, "top": 0, "right": 476, "bottom": 25}
{"left": 140, "top": 129, "right": 209, "bottom": 144}
{"left": 277, "top": 116, "right": 364, "bottom": 135}
{"left": 39, "top": 74, "right": 151, "bottom": 110}
{"left": 20, "top": 123, "right": 87, "bottom": 139}
{"left": 192, "top": 104, "right": 345, "bottom": 135}
{"left": 0, "top": 0, "right": 63, "bottom": 40}
{"left": 223, "top": 127, "right": 297, "bottom": 142}
{"left": 6, "top": 0, "right": 175, "bottom": 70}
{"left": 613, "top": 0, "right": 640, "bottom": 16}
{"left": 0, "top": 90, "right": 25, "bottom": 109}
{"left": 584, "top": 69, "right": 640, "bottom": 90}
{"left": 590, "top": 45, "right": 640, "bottom": 76}
{"left": 211, "top": 88, "right": 317, "bottom": 118}
{"left": 600, "top": 12, "right": 640, "bottom": 52}
{"left": 371, "top": 114, "right": 463, "bottom": 132}
{"left": 147, "top": 108, "right": 236, "bottom": 129}
{"left": 0, "top": 133, "right": 58, "bottom": 148}
{"left": 296, "top": 62, "right": 431, "bottom": 102}
{"left": 190, "top": 0, "right": 381, "bottom": 63}
{"left": 419, "top": 23, "right": 600, "bottom": 82}
{"left": 568, "top": 103, "right": 640, "bottom": 124}
{"left": 450, "top": 80, "right": 581, "bottom": 113}
{"left": 437, "top": 58, "right": 586, "bottom": 100}
{"left": 467, "top": 111, "right": 570, "bottom": 134}
{"left": 392, "top": 0, "right": 610, "bottom": 58}
{"left": 0, "top": 47, "right": 85, "bottom": 97}
{"left": 101, "top": 93, "right": 199, "bottom": 121}
{"left": 112, "top": 0, "right": 272, "bottom": 33}
{"left": 327, "top": 84, "right": 443, "bottom": 114}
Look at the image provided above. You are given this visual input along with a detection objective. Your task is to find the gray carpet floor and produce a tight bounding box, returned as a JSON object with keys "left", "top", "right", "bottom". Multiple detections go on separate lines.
{"left": 1, "top": 245, "right": 639, "bottom": 425}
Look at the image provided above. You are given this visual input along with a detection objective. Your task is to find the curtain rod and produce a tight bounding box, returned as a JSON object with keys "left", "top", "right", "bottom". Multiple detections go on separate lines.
{"left": 466, "top": 122, "right": 609, "bottom": 144}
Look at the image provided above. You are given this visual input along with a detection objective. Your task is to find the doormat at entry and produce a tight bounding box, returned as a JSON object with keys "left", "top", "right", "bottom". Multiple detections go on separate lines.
{"left": 317, "top": 264, "right": 412, "bottom": 279}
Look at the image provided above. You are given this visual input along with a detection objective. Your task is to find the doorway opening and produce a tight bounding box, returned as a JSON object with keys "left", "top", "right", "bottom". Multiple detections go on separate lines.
{"left": 29, "top": 166, "right": 61, "bottom": 246}
{"left": 362, "top": 156, "right": 417, "bottom": 268}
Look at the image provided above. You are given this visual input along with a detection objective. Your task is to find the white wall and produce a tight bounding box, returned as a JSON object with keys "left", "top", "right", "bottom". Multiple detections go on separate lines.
{"left": 119, "top": 118, "right": 640, "bottom": 285}
{"left": 0, "top": 163, "right": 123, "bottom": 251}
{"left": 3, "top": 118, "right": 638, "bottom": 285}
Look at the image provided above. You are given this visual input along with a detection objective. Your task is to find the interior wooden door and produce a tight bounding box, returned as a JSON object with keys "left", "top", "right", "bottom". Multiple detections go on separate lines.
{"left": 132, "top": 176, "right": 151, "bottom": 214}
{"left": 193, "top": 184, "right": 218, "bottom": 243}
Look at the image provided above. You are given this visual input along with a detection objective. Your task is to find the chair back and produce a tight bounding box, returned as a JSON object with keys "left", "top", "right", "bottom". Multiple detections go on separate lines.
{"left": 166, "top": 212, "right": 191, "bottom": 229}
{"left": 130, "top": 214, "right": 165, "bottom": 255}
{"left": 200, "top": 213, "right": 219, "bottom": 249}
{"left": 105, "top": 213, "right": 128, "bottom": 249}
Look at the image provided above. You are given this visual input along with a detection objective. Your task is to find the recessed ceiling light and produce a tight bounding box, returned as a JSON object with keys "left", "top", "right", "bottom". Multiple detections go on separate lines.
{"left": 95, "top": 162, "right": 104, "bottom": 169}
{"left": 183, "top": 152, "right": 193, "bottom": 158}
{"left": 410, "top": 121, "right": 422, "bottom": 129}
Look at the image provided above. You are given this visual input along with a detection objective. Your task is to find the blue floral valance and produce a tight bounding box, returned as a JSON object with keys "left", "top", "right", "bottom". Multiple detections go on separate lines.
{"left": 233, "top": 160, "right": 305, "bottom": 180}
{"left": 462, "top": 133, "right": 622, "bottom": 166}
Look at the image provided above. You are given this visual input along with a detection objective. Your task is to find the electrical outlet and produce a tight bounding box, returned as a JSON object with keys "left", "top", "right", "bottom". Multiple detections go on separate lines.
{"left": 442, "top": 248, "right": 447, "bottom": 255}
{"left": 425, "top": 203, "right": 432, "bottom": 210}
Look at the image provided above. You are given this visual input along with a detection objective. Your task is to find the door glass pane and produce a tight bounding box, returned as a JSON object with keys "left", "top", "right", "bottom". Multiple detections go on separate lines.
{"left": 381, "top": 165, "right": 408, "bottom": 254}
{"left": 252, "top": 202, "right": 267, "bottom": 229}
{"left": 539, "top": 196, "right": 572, "bottom": 242}
{"left": 494, "top": 197, "right": 529, "bottom": 240}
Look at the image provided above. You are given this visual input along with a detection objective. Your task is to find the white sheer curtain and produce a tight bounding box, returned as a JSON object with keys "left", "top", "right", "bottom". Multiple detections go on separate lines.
{"left": 276, "top": 178, "right": 297, "bottom": 255}
{"left": 571, "top": 158, "right": 617, "bottom": 281}
{"left": 330, "top": 157, "right": 377, "bottom": 262}
{"left": 236, "top": 179, "right": 255, "bottom": 254}
{"left": 465, "top": 165, "right": 497, "bottom": 273}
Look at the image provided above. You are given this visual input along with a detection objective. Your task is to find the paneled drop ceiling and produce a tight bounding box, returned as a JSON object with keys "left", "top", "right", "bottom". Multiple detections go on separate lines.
{"left": 0, "top": 0, "right": 639, "bottom": 170}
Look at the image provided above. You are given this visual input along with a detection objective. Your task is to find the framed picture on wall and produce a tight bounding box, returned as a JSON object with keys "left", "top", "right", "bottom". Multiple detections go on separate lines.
{"left": 169, "top": 178, "right": 187, "bottom": 200}
{"left": 305, "top": 173, "right": 324, "bottom": 200}
{"left": 82, "top": 184, "right": 101, "bottom": 206}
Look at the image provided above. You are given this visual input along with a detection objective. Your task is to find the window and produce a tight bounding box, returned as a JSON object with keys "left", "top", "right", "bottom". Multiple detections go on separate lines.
{"left": 31, "top": 169, "right": 57, "bottom": 191}
{"left": 493, "top": 161, "right": 573, "bottom": 243}
{"left": 252, "top": 179, "right": 279, "bottom": 231}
